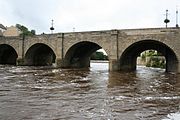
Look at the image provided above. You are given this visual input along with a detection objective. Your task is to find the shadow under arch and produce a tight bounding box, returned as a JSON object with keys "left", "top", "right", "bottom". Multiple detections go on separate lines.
{"left": 63, "top": 41, "right": 107, "bottom": 68}
{"left": 0, "top": 44, "right": 18, "bottom": 65}
{"left": 25, "top": 43, "right": 56, "bottom": 66}
{"left": 119, "top": 40, "right": 178, "bottom": 72}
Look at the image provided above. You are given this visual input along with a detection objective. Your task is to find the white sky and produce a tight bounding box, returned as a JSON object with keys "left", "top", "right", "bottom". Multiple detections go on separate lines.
{"left": 0, "top": 0, "right": 180, "bottom": 34}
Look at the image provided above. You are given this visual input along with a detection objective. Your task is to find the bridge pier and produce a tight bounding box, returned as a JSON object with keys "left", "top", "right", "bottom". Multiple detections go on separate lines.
{"left": 55, "top": 58, "right": 64, "bottom": 67}
{"left": 56, "top": 58, "right": 91, "bottom": 68}
{"left": 109, "top": 59, "right": 120, "bottom": 71}
{"left": 16, "top": 57, "right": 25, "bottom": 65}
{"left": 109, "top": 59, "right": 137, "bottom": 72}
{"left": 119, "top": 56, "right": 137, "bottom": 71}
{"left": 166, "top": 53, "right": 178, "bottom": 72}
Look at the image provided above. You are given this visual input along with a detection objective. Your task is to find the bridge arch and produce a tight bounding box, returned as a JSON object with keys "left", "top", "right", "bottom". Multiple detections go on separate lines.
{"left": 63, "top": 41, "right": 107, "bottom": 68}
{"left": 0, "top": 44, "right": 18, "bottom": 65}
{"left": 119, "top": 40, "right": 178, "bottom": 72}
{"left": 25, "top": 43, "right": 56, "bottom": 66}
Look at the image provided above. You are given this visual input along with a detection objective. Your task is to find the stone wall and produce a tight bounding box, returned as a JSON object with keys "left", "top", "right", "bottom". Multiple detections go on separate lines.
{"left": 3, "top": 26, "right": 21, "bottom": 37}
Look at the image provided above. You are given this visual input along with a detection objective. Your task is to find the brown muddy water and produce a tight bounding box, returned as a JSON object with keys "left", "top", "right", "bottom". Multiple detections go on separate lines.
{"left": 0, "top": 62, "right": 179, "bottom": 120}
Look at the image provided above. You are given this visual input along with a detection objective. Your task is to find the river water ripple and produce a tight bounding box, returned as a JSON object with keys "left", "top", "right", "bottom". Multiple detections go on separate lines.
{"left": 0, "top": 63, "right": 179, "bottom": 120}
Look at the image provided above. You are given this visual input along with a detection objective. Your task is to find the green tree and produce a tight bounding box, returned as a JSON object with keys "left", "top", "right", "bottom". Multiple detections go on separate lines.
{"left": 30, "top": 30, "right": 36, "bottom": 35}
{"left": 16, "top": 24, "right": 36, "bottom": 36}
{"left": 91, "top": 51, "right": 108, "bottom": 60}
{"left": 140, "top": 50, "right": 166, "bottom": 69}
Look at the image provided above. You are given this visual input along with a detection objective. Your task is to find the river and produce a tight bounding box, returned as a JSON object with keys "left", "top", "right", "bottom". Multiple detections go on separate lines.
{"left": 0, "top": 62, "right": 179, "bottom": 120}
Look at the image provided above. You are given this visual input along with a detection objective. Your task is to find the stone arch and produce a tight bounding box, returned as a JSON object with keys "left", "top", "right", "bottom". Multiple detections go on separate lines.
{"left": 0, "top": 44, "right": 18, "bottom": 65}
{"left": 24, "top": 43, "right": 56, "bottom": 66}
{"left": 63, "top": 41, "right": 108, "bottom": 68}
{"left": 119, "top": 40, "right": 178, "bottom": 72}
{"left": 24, "top": 40, "right": 58, "bottom": 58}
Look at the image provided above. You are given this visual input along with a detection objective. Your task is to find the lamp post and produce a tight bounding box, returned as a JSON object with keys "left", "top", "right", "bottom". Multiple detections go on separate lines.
{"left": 50, "top": 20, "right": 54, "bottom": 34}
{"left": 164, "top": 10, "right": 170, "bottom": 28}
{"left": 176, "top": 6, "right": 179, "bottom": 28}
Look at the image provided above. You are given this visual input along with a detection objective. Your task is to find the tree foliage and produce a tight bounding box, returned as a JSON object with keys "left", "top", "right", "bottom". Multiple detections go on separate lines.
{"left": 16, "top": 24, "right": 36, "bottom": 37}
{"left": 142, "top": 50, "right": 163, "bottom": 57}
{"left": 91, "top": 51, "right": 108, "bottom": 60}
{"left": 146, "top": 57, "right": 166, "bottom": 69}
{"left": 140, "top": 50, "right": 165, "bottom": 69}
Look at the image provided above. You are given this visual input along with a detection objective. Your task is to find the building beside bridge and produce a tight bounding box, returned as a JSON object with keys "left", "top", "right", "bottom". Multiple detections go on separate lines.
{"left": 0, "top": 24, "right": 7, "bottom": 36}
{"left": 0, "top": 23, "right": 21, "bottom": 37}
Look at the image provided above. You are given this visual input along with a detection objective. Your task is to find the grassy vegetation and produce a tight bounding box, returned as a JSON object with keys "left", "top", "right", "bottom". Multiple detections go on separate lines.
{"left": 16, "top": 24, "right": 36, "bottom": 37}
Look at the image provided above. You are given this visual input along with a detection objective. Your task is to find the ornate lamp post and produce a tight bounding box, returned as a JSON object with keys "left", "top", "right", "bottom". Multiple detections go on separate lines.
{"left": 176, "top": 6, "right": 179, "bottom": 28}
{"left": 164, "top": 10, "right": 170, "bottom": 28}
{"left": 50, "top": 19, "right": 54, "bottom": 34}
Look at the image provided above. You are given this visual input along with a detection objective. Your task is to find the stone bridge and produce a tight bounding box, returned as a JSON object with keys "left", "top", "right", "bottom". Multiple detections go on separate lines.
{"left": 0, "top": 27, "right": 180, "bottom": 73}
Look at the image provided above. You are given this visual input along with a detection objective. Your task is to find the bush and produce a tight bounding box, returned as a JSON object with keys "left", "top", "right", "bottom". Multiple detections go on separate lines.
{"left": 146, "top": 57, "right": 165, "bottom": 69}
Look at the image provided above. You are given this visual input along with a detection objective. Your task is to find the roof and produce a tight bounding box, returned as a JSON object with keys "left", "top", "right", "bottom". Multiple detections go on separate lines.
{"left": 0, "top": 24, "right": 7, "bottom": 30}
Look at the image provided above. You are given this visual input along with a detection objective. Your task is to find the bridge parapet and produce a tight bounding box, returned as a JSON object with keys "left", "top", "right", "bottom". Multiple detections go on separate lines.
{"left": 119, "top": 27, "right": 180, "bottom": 35}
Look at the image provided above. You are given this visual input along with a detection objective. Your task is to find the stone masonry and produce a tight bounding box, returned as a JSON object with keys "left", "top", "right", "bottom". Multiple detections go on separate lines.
{"left": 0, "top": 27, "right": 180, "bottom": 72}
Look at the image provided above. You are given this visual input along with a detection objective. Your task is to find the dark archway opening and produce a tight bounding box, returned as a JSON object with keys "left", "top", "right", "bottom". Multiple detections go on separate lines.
{"left": 120, "top": 40, "right": 178, "bottom": 72}
{"left": 25, "top": 43, "right": 56, "bottom": 66}
{"left": 0, "top": 44, "right": 18, "bottom": 65}
{"left": 64, "top": 41, "right": 108, "bottom": 68}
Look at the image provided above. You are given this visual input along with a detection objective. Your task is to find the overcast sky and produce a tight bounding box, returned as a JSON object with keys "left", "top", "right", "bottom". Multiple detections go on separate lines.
{"left": 0, "top": 0, "right": 180, "bottom": 34}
